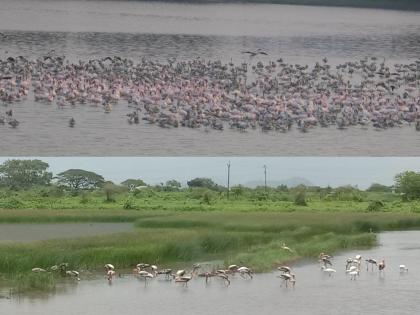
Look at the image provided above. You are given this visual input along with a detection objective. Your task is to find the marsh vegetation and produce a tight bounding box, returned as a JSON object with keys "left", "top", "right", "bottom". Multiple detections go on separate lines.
{"left": 1, "top": 160, "right": 420, "bottom": 293}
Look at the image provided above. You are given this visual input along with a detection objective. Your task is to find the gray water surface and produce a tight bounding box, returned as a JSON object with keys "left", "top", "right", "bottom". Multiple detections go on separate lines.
{"left": 0, "top": 223, "right": 133, "bottom": 242}
{"left": 1, "top": 231, "right": 419, "bottom": 314}
{"left": 1, "top": 1, "right": 420, "bottom": 155}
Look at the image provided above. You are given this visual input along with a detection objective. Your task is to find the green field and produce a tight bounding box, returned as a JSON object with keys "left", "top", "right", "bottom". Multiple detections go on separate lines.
{"left": 1, "top": 185, "right": 419, "bottom": 213}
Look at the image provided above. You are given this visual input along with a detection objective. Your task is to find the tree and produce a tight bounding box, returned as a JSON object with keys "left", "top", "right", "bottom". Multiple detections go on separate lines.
{"left": 56, "top": 169, "right": 105, "bottom": 190}
{"left": 103, "top": 181, "right": 119, "bottom": 202}
{"left": 394, "top": 171, "right": 420, "bottom": 200}
{"left": 366, "top": 183, "right": 392, "bottom": 193}
{"left": 276, "top": 184, "right": 289, "bottom": 192}
{"left": 121, "top": 179, "right": 147, "bottom": 188}
{"left": 294, "top": 190, "right": 307, "bottom": 206}
{"left": 187, "top": 178, "right": 221, "bottom": 190}
{"left": 165, "top": 180, "right": 181, "bottom": 188}
{"left": 231, "top": 185, "right": 246, "bottom": 198}
{"left": 0, "top": 159, "right": 52, "bottom": 190}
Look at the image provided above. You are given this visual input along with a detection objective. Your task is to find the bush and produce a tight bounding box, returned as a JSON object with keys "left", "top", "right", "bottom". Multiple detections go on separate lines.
{"left": 79, "top": 192, "right": 90, "bottom": 204}
{"left": 294, "top": 191, "right": 307, "bottom": 206}
{"left": 253, "top": 191, "right": 268, "bottom": 201}
{"left": 366, "top": 200, "right": 384, "bottom": 212}
{"left": 201, "top": 191, "right": 215, "bottom": 205}
{"left": 103, "top": 183, "right": 118, "bottom": 202}
{"left": 0, "top": 197, "right": 25, "bottom": 209}
{"left": 123, "top": 198, "right": 136, "bottom": 210}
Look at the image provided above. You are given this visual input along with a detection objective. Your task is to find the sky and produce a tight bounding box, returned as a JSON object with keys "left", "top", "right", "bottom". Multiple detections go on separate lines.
{"left": 0, "top": 157, "right": 418, "bottom": 189}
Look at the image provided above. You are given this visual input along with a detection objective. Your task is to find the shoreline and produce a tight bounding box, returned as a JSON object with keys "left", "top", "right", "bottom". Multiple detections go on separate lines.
{"left": 121, "top": 0, "right": 420, "bottom": 11}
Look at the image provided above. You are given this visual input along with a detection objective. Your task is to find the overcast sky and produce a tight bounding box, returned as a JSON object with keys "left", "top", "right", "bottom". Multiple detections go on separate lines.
{"left": 0, "top": 157, "right": 418, "bottom": 189}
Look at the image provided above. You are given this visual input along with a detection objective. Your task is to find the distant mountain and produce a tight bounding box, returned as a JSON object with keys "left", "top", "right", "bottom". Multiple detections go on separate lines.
{"left": 244, "top": 177, "right": 314, "bottom": 188}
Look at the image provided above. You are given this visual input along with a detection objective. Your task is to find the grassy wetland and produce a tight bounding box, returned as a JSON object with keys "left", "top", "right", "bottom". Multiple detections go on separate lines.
{"left": 1, "top": 160, "right": 420, "bottom": 293}
{"left": 2, "top": 208, "right": 420, "bottom": 294}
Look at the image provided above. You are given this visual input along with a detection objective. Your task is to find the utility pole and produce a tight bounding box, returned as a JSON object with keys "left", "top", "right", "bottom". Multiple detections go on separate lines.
{"left": 263, "top": 164, "right": 267, "bottom": 192}
{"left": 227, "top": 161, "right": 231, "bottom": 199}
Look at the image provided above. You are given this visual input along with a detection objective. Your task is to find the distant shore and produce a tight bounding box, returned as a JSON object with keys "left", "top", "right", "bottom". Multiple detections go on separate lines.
{"left": 133, "top": 0, "right": 420, "bottom": 11}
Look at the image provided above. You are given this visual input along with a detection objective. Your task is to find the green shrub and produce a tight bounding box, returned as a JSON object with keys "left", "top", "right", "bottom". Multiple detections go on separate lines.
{"left": 123, "top": 198, "right": 136, "bottom": 210}
{"left": 0, "top": 197, "right": 25, "bottom": 209}
{"left": 367, "top": 200, "right": 384, "bottom": 212}
{"left": 294, "top": 191, "right": 307, "bottom": 206}
{"left": 79, "top": 192, "right": 90, "bottom": 204}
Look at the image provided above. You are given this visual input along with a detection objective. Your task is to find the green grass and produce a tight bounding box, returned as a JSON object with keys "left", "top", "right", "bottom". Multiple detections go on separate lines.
{"left": 10, "top": 272, "right": 56, "bottom": 294}
{"left": 0, "top": 187, "right": 419, "bottom": 214}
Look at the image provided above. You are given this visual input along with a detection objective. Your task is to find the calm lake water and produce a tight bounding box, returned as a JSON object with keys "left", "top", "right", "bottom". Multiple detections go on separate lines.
{"left": 1, "top": 231, "right": 419, "bottom": 314}
{"left": 1, "top": 0, "right": 420, "bottom": 155}
{"left": 0, "top": 223, "right": 133, "bottom": 242}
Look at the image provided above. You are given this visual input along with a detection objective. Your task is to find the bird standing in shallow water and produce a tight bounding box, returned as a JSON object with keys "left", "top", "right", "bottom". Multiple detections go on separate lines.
{"left": 378, "top": 260, "right": 386, "bottom": 273}
{"left": 365, "top": 258, "right": 377, "bottom": 271}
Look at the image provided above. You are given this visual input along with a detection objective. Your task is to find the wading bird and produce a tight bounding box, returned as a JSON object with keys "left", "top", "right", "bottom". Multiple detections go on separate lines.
{"left": 279, "top": 273, "right": 296, "bottom": 288}
{"left": 365, "top": 258, "right": 377, "bottom": 271}
{"left": 237, "top": 266, "right": 253, "bottom": 279}
{"left": 321, "top": 266, "right": 336, "bottom": 277}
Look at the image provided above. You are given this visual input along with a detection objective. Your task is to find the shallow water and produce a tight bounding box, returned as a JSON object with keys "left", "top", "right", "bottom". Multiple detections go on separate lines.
{"left": 1, "top": 231, "right": 419, "bottom": 314}
{"left": 0, "top": 223, "right": 133, "bottom": 242}
{"left": 2, "top": 99, "right": 420, "bottom": 156}
{"left": 1, "top": 0, "right": 420, "bottom": 155}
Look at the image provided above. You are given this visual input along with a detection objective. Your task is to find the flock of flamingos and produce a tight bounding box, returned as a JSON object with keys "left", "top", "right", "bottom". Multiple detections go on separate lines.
{"left": 31, "top": 249, "right": 409, "bottom": 289}
{"left": 0, "top": 53, "right": 419, "bottom": 132}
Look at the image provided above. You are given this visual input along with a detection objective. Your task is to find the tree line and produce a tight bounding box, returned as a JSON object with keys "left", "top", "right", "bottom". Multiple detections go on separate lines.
{"left": 0, "top": 159, "right": 419, "bottom": 200}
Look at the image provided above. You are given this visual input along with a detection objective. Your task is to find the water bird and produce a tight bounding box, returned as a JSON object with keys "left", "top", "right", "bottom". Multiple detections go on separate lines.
{"left": 173, "top": 268, "right": 196, "bottom": 286}
{"left": 281, "top": 242, "right": 293, "bottom": 253}
{"left": 104, "top": 264, "right": 115, "bottom": 271}
{"left": 107, "top": 270, "right": 116, "bottom": 282}
{"left": 2, "top": 54, "right": 419, "bottom": 134}
{"left": 228, "top": 265, "right": 239, "bottom": 273}
{"left": 399, "top": 265, "right": 408, "bottom": 273}
{"left": 279, "top": 273, "right": 296, "bottom": 288}
{"left": 104, "top": 264, "right": 116, "bottom": 281}
{"left": 217, "top": 273, "right": 231, "bottom": 286}
{"left": 156, "top": 268, "right": 173, "bottom": 279}
{"left": 69, "top": 117, "right": 75, "bottom": 127}
{"left": 365, "top": 258, "right": 377, "bottom": 271}
{"left": 237, "top": 266, "right": 253, "bottom": 279}
{"left": 138, "top": 270, "right": 154, "bottom": 284}
{"left": 347, "top": 270, "right": 359, "bottom": 281}
{"left": 66, "top": 270, "right": 80, "bottom": 281}
{"left": 174, "top": 275, "right": 192, "bottom": 286}
{"left": 378, "top": 260, "right": 386, "bottom": 272}
{"left": 319, "top": 256, "right": 333, "bottom": 268}
{"left": 321, "top": 266, "right": 336, "bottom": 277}
{"left": 278, "top": 266, "right": 291, "bottom": 273}
{"left": 8, "top": 119, "right": 19, "bottom": 128}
